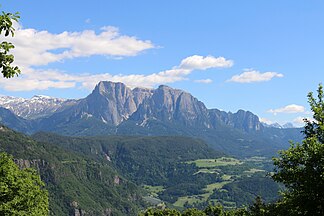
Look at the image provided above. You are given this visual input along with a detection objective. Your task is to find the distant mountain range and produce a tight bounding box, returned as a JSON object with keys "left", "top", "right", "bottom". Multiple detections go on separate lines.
{"left": 0, "top": 81, "right": 303, "bottom": 157}
{"left": 262, "top": 122, "right": 295, "bottom": 129}
{"left": 0, "top": 95, "right": 77, "bottom": 119}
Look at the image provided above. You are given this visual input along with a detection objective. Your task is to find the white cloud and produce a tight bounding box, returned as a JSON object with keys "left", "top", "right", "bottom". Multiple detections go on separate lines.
{"left": 3, "top": 24, "right": 154, "bottom": 67}
{"left": 0, "top": 55, "right": 231, "bottom": 91}
{"left": 259, "top": 117, "right": 273, "bottom": 125}
{"left": 0, "top": 23, "right": 233, "bottom": 92}
{"left": 268, "top": 104, "right": 306, "bottom": 115}
{"left": 228, "top": 70, "right": 283, "bottom": 83}
{"left": 194, "top": 79, "right": 213, "bottom": 84}
{"left": 179, "top": 55, "right": 233, "bottom": 70}
{"left": 293, "top": 116, "right": 306, "bottom": 125}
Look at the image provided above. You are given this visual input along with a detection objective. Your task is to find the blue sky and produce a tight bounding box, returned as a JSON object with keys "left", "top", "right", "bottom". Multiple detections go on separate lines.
{"left": 1, "top": 1, "right": 323, "bottom": 126}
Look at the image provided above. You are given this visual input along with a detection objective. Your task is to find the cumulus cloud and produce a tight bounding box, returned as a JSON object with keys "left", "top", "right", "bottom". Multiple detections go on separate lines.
{"left": 268, "top": 104, "right": 306, "bottom": 115}
{"left": 0, "top": 23, "right": 234, "bottom": 92}
{"left": 179, "top": 55, "right": 233, "bottom": 70}
{"left": 194, "top": 79, "right": 213, "bottom": 84}
{"left": 3, "top": 24, "right": 154, "bottom": 67}
{"left": 293, "top": 116, "right": 306, "bottom": 125}
{"left": 259, "top": 117, "right": 273, "bottom": 125}
{"left": 0, "top": 55, "right": 231, "bottom": 91}
{"left": 228, "top": 70, "right": 283, "bottom": 83}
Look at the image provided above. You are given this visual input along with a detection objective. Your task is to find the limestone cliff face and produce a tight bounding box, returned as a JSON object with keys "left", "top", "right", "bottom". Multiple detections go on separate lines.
{"left": 0, "top": 81, "right": 264, "bottom": 134}
{"left": 130, "top": 85, "right": 211, "bottom": 128}
{"left": 85, "top": 81, "right": 137, "bottom": 125}
{"left": 209, "top": 109, "right": 262, "bottom": 132}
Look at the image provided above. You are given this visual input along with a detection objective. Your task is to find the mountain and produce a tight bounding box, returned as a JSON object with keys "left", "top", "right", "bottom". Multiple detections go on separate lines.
{"left": 130, "top": 85, "right": 211, "bottom": 128}
{"left": 0, "top": 95, "right": 77, "bottom": 119}
{"left": 38, "top": 81, "right": 262, "bottom": 133}
{"left": 0, "top": 81, "right": 303, "bottom": 157}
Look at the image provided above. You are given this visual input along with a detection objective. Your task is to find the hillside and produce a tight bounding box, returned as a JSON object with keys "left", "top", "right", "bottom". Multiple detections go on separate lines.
{"left": 0, "top": 125, "right": 145, "bottom": 215}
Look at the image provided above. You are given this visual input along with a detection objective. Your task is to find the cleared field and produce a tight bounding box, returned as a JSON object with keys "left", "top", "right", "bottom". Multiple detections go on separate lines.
{"left": 244, "top": 168, "right": 266, "bottom": 174}
{"left": 221, "top": 174, "right": 232, "bottom": 181}
{"left": 204, "top": 181, "right": 231, "bottom": 192}
{"left": 187, "top": 157, "right": 243, "bottom": 168}
{"left": 194, "top": 168, "right": 220, "bottom": 175}
{"left": 171, "top": 156, "right": 273, "bottom": 208}
{"left": 173, "top": 195, "right": 205, "bottom": 207}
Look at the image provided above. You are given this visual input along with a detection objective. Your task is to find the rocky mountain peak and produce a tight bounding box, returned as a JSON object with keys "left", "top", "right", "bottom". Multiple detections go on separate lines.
{"left": 94, "top": 81, "right": 128, "bottom": 97}
{"left": 233, "top": 110, "right": 262, "bottom": 132}
{"left": 86, "top": 81, "right": 137, "bottom": 125}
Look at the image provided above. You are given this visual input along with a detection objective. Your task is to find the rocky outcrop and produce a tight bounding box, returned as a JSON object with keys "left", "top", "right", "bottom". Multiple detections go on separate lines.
{"left": 14, "top": 158, "right": 48, "bottom": 170}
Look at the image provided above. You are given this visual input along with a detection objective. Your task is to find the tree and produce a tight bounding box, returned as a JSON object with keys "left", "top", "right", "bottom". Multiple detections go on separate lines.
{"left": 272, "top": 84, "right": 324, "bottom": 215}
{"left": 0, "top": 10, "right": 20, "bottom": 78}
{"left": 138, "top": 207, "right": 181, "bottom": 216}
{"left": 0, "top": 152, "right": 48, "bottom": 215}
{"left": 182, "top": 208, "right": 206, "bottom": 216}
{"left": 247, "top": 197, "right": 266, "bottom": 216}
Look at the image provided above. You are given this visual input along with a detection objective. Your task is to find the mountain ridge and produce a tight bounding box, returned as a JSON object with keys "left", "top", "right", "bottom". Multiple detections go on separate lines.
{"left": 0, "top": 81, "right": 303, "bottom": 157}
{"left": 0, "top": 81, "right": 263, "bottom": 132}
{"left": 0, "top": 95, "right": 77, "bottom": 120}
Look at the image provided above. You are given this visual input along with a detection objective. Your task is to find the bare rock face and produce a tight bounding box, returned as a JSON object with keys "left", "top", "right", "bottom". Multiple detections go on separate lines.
{"left": 114, "top": 175, "right": 121, "bottom": 185}
{"left": 209, "top": 109, "right": 263, "bottom": 132}
{"left": 132, "top": 87, "right": 154, "bottom": 107}
{"left": 85, "top": 82, "right": 137, "bottom": 125}
{"left": 231, "top": 110, "right": 262, "bottom": 132}
{"left": 64, "top": 81, "right": 156, "bottom": 126}
{"left": 130, "top": 85, "right": 211, "bottom": 128}
{"left": 14, "top": 159, "right": 49, "bottom": 176}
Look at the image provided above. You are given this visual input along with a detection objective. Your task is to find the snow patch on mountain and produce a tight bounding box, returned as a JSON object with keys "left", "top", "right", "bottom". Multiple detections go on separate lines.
{"left": 0, "top": 95, "right": 77, "bottom": 119}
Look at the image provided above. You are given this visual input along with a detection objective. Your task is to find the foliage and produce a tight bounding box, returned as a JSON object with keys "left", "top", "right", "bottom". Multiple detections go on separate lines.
{"left": 0, "top": 10, "right": 20, "bottom": 78}
{"left": 139, "top": 208, "right": 182, "bottom": 216}
{"left": 0, "top": 152, "right": 48, "bottom": 215}
{"left": 33, "top": 132, "right": 285, "bottom": 211}
{"left": 210, "top": 175, "right": 280, "bottom": 207}
{"left": 139, "top": 205, "right": 250, "bottom": 216}
{"left": 272, "top": 84, "right": 324, "bottom": 215}
{"left": 0, "top": 126, "right": 145, "bottom": 215}
{"left": 304, "top": 84, "right": 324, "bottom": 143}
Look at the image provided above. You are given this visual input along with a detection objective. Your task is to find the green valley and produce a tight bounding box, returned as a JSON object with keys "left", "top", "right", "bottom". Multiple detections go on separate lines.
{"left": 0, "top": 126, "right": 283, "bottom": 215}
